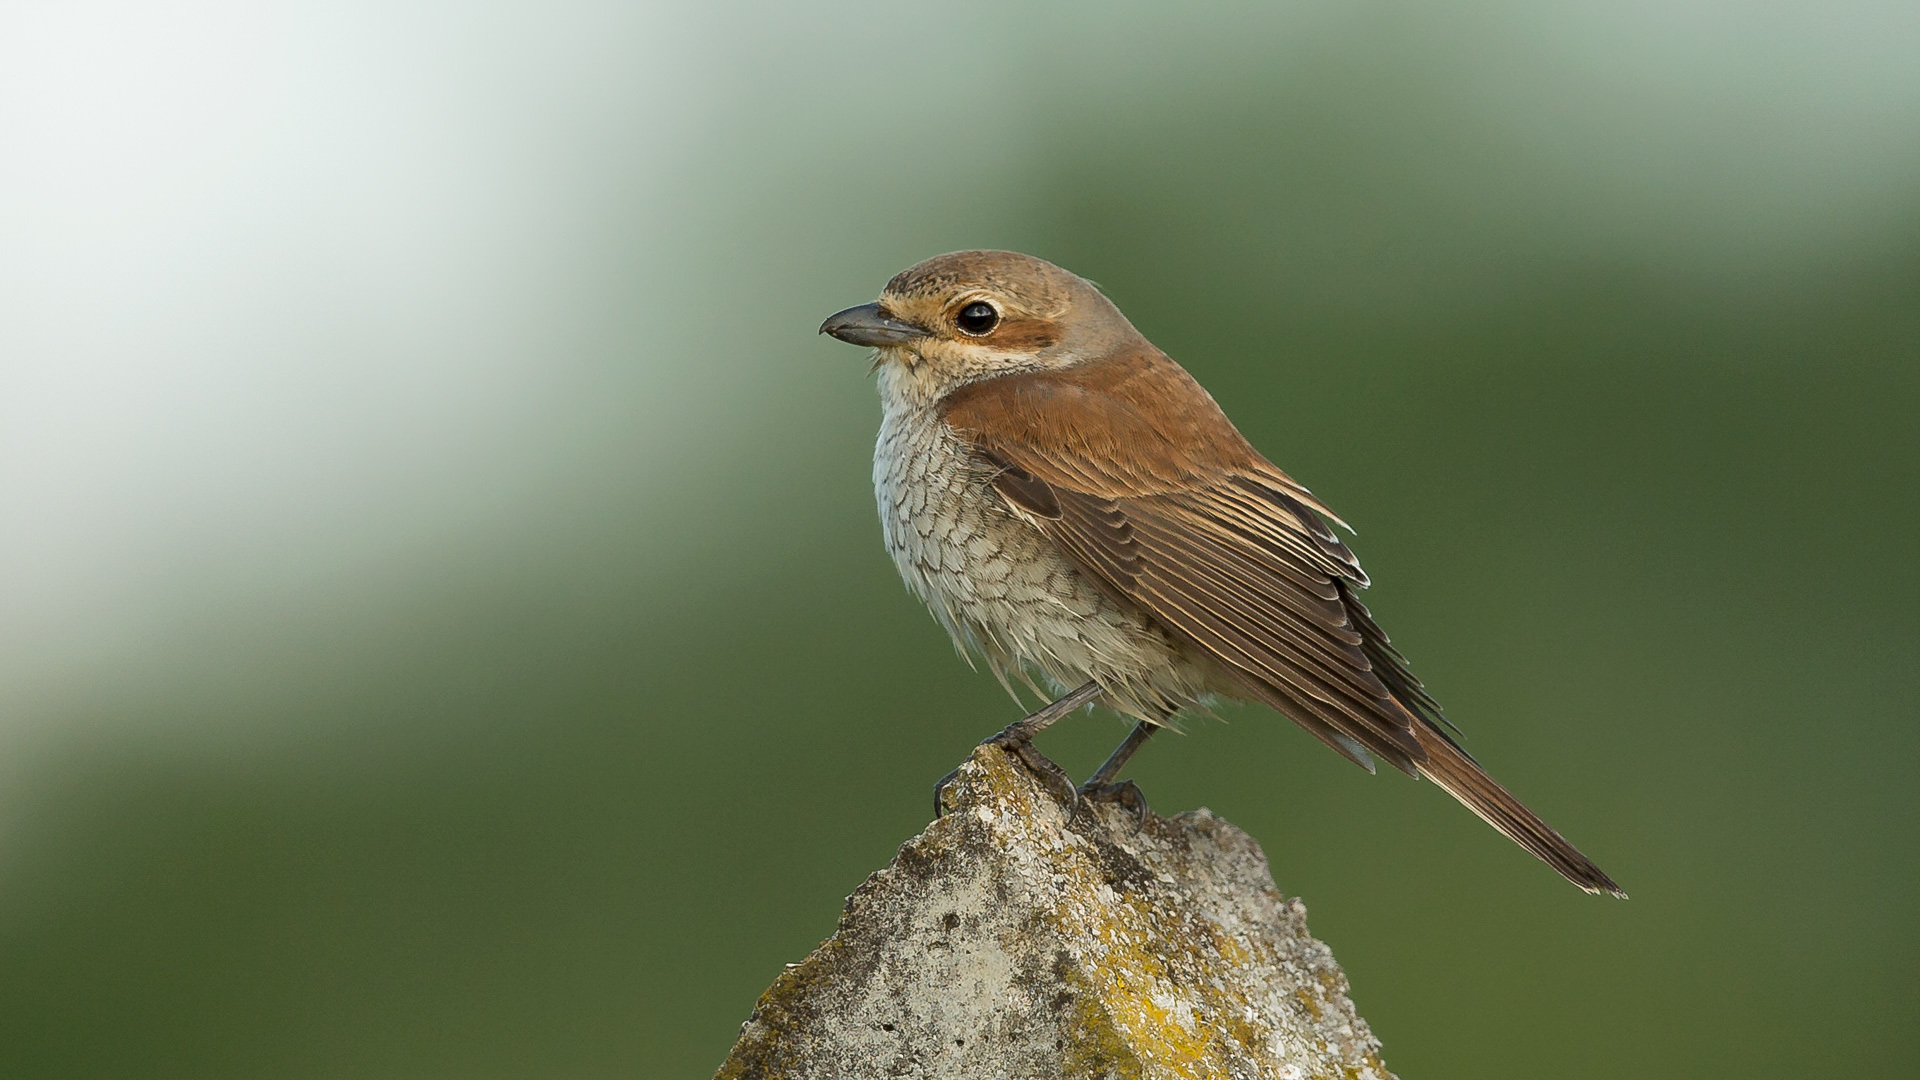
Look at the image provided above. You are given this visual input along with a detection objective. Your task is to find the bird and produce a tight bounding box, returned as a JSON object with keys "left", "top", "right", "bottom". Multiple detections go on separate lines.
{"left": 820, "top": 250, "right": 1623, "bottom": 898}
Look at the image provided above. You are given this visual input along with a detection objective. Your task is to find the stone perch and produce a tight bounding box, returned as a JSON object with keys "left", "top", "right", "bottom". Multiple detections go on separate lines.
{"left": 714, "top": 746, "right": 1396, "bottom": 1079}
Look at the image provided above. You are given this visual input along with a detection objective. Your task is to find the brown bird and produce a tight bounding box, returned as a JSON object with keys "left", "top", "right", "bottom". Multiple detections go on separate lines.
{"left": 821, "top": 250, "right": 1623, "bottom": 897}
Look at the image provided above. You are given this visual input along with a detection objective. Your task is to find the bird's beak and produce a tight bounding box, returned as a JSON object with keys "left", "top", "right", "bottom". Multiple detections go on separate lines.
{"left": 819, "top": 303, "right": 922, "bottom": 347}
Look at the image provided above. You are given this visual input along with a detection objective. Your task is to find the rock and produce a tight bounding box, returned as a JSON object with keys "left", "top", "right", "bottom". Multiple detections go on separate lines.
{"left": 714, "top": 745, "right": 1396, "bottom": 1080}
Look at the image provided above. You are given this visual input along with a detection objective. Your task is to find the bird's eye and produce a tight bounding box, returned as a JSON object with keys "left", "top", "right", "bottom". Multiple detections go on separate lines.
{"left": 955, "top": 301, "right": 999, "bottom": 336}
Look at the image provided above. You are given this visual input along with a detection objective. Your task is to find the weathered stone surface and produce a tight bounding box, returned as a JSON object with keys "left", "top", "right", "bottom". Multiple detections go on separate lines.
{"left": 715, "top": 746, "right": 1395, "bottom": 1080}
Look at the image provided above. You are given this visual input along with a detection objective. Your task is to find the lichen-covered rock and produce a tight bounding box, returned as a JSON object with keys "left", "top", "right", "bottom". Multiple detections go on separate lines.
{"left": 714, "top": 746, "right": 1395, "bottom": 1080}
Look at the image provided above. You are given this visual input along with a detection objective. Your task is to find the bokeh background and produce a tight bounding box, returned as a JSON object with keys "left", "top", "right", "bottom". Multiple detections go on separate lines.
{"left": 2, "top": 2, "right": 1916, "bottom": 1077}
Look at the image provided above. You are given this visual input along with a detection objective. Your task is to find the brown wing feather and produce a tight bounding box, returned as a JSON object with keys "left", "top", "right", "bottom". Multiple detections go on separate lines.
{"left": 943, "top": 346, "right": 1625, "bottom": 897}
{"left": 944, "top": 347, "right": 1421, "bottom": 766}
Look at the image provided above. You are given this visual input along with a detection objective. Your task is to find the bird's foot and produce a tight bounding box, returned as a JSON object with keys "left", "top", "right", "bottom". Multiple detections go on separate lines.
{"left": 1078, "top": 778, "right": 1150, "bottom": 831}
{"left": 933, "top": 683, "right": 1103, "bottom": 818}
{"left": 933, "top": 731, "right": 1082, "bottom": 818}
{"left": 989, "top": 731, "right": 1082, "bottom": 811}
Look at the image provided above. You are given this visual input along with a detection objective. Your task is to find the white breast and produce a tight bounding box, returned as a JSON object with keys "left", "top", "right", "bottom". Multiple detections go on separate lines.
{"left": 870, "top": 366, "right": 1204, "bottom": 721}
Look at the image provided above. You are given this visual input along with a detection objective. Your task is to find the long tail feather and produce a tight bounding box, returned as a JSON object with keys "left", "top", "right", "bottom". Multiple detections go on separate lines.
{"left": 1412, "top": 725, "right": 1627, "bottom": 898}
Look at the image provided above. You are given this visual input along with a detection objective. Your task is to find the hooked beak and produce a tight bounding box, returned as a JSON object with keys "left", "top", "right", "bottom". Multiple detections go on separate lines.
{"left": 819, "top": 302, "right": 922, "bottom": 347}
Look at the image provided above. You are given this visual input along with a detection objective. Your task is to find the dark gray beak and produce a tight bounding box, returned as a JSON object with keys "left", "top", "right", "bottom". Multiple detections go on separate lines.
{"left": 820, "top": 303, "right": 922, "bottom": 347}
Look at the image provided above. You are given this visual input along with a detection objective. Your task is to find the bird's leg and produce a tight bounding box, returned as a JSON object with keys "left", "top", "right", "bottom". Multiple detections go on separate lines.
{"left": 1078, "top": 721, "right": 1159, "bottom": 829}
{"left": 1082, "top": 720, "right": 1158, "bottom": 788}
{"left": 934, "top": 681, "right": 1102, "bottom": 816}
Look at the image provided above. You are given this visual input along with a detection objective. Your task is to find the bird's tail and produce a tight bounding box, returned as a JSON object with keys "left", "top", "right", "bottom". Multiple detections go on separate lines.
{"left": 1413, "top": 724, "right": 1626, "bottom": 898}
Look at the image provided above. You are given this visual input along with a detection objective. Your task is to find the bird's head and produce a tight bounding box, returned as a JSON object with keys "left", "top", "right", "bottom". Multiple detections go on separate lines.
{"left": 820, "top": 250, "right": 1141, "bottom": 401}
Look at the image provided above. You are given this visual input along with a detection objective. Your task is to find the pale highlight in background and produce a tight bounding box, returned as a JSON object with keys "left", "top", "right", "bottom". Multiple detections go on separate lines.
{"left": 0, "top": 0, "right": 1914, "bottom": 742}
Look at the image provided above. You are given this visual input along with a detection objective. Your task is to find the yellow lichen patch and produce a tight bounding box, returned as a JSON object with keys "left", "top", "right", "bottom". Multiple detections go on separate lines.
{"left": 1035, "top": 831, "right": 1253, "bottom": 1073}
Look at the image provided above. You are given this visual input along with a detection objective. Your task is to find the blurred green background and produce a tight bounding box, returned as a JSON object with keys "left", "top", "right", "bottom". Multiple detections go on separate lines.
{"left": 1, "top": 2, "right": 1915, "bottom": 1077}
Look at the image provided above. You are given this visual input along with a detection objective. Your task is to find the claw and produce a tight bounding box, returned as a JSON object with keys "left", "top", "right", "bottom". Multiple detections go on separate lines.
{"left": 933, "top": 736, "right": 1082, "bottom": 817}
{"left": 932, "top": 766, "right": 964, "bottom": 817}
{"left": 932, "top": 682, "right": 1102, "bottom": 820}
{"left": 1079, "top": 779, "right": 1150, "bottom": 831}
{"left": 988, "top": 732, "right": 1082, "bottom": 812}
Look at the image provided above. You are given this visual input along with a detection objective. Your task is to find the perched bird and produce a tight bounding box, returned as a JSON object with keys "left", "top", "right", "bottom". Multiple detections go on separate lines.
{"left": 821, "top": 250, "right": 1623, "bottom": 897}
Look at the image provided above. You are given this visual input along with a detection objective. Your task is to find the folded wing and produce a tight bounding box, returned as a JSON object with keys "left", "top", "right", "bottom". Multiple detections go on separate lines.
{"left": 940, "top": 346, "right": 1623, "bottom": 896}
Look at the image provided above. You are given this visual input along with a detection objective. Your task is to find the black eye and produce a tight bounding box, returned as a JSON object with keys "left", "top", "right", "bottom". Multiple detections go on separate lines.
{"left": 955, "top": 301, "right": 999, "bottom": 336}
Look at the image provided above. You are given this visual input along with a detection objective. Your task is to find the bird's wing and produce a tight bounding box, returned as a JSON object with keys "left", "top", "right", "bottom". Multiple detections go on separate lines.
{"left": 940, "top": 348, "right": 1624, "bottom": 895}
{"left": 938, "top": 346, "right": 1433, "bottom": 774}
